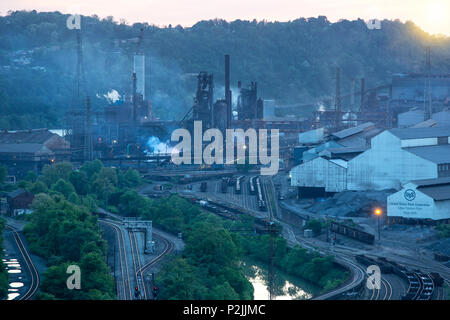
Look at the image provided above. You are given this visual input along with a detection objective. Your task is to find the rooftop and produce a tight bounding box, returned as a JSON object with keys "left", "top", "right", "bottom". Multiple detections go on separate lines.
{"left": 0, "top": 143, "right": 52, "bottom": 154}
{"left": 6, "top": 188, "right": 27, "bottom": 198}
{"left": 390, "top": 126, "right": 450, "bottom": 140}
{"left": 0, "top": 129, "right": 56, "bottom": 144}
{"left": 331, "top": 122, "right": 375, "bottom": 140}
{"left": 405, "top": 145, "right": 450, "bottom": 164}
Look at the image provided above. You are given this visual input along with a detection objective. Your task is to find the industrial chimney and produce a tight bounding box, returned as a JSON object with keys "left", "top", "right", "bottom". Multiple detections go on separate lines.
{"left": 225, "top": 54, "right": 232, "bottom": 129}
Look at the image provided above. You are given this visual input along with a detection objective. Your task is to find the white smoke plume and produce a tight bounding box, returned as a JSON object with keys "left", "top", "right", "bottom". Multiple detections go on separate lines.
{"left": 103, "top": 89, "right": 121, "bottom": 104}
{"left": 146, "top": 136, "right": 172, "bottom": 154}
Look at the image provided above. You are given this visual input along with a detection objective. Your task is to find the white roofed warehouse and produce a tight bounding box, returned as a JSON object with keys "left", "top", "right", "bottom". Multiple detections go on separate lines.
{"left": 387, "top": 178, "right": 450, "bottom": 224}
{"left": 347, "top": 126, "right": 450, "bottom": 191}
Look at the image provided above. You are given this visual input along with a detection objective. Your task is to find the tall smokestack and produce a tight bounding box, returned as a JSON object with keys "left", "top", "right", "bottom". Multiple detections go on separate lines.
{"left": 225, "top": 54, "right": 231, "bottom": 128}
{"left": 335, "top": 67, "right": 341, "bottom": 128}
{"left": 132, "top": 72, "right": 137, "bottom": 121}
{"left": 350, "top": 78, "right": 355, "bottom": 107}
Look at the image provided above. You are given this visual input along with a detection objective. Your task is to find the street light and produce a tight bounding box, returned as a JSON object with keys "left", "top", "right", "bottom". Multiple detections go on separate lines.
{"left": 374, "top": 208, "right": 382, "bottom": 241}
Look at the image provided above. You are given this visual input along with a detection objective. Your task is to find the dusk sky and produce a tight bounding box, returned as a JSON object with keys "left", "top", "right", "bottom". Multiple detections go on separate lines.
{"left": 1, "top": 0, "right": 449, "bottom": 36}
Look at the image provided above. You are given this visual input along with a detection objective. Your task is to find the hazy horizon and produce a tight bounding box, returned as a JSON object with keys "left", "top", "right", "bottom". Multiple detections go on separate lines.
{"left": 1, "top": 0, "right": 449, "bottom": 36}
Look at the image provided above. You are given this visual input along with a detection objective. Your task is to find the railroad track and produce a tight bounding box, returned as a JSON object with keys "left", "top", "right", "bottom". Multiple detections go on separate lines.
{"left": 369, "top": 277, "right": 393, "bottom": 300}
{"left": 99, "top": 219, "right": 133, "bottom": 300}
{"left": 138, "top": 233, "right": 174, "bottom": 299}
{"left": 99, "top": 217, "right": 175, "bottom": 300}
{"left": 5, "top": 225, "right": 40, "bottom": 300}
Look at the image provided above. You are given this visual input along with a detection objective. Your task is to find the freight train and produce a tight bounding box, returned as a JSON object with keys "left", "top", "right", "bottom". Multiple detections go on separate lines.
{"left": 330, "top": 221, "right": 375, "bottom": 244}
{"left": 249, "top": 176, "right": 256, "bottom": 195}
{"left": 255, "top": 177, "right": 266, "bottom": 211}
{"left": 355, "top": 255, "right": 441, "bottom": 300}
{"left": 235, "top": 176, "right": 244, "bottom": 194}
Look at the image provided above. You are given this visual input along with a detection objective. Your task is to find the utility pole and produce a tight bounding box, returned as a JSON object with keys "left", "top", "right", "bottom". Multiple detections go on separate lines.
{"left": 375, "top": 208, "right": 382, "bottom": 241}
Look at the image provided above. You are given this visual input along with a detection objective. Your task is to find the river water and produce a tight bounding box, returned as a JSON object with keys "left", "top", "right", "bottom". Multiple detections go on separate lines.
{"left": 243, "top": 260, "right": 320, "bottom": 300}
{"left": 2, "top": 255, "right": 25, "bottom": 300}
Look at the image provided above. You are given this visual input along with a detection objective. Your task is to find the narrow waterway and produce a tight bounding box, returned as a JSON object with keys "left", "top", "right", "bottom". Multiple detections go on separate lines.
{"left": 243, "top": 260, "right": 320, "bottom": 300}
{"left": 2, "top": 254, "right": 24, "bottom": 300}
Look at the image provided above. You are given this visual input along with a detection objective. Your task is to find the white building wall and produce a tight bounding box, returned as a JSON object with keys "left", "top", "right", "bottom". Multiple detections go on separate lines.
{"left": 347, "top": 131, "right": 437, "bottom": 191}
{"left": 434, "top": 201, "right": 450, "bottom": 220}
{"left": 401, "top": 138, "right": 437, "bottom": 148}
{"left": 387, "top": 185, "right": 436, "bottom": 220}
{"left": 388, "top": 183, "right": 450, "bottom": 220}
{"left": 290, "top": 157, "right": 347, "bottom": 192}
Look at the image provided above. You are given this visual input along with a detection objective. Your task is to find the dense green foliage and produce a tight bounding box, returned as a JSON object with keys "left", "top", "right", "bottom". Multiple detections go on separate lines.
{"left": 437, "top": 224, "right": 450, "bottom": 238}
{"left": 241, "top": 230, "right": 348, "bottom": 291}
{"left": 19, "top": 160, "right": 145, "bottom": 299}
{"left": 23, "top": 193, "right": 115, "bottom": 299}
{"left": 17, "top": 159, "right": 346, "bottom": 299}
{"left": 304, "top": 219, "right": 323, "bottom": 235}
{"left": 140, "top": 195, "right": 254, "bottom": 299}
{"left": 136, "top": 193, "right": 347, "bottom": 297}
{"left": 1, "top": 10, "right": 449, "bottom": 129}
{"left": 0, "top": 218, "right": 8, "bottom": 299}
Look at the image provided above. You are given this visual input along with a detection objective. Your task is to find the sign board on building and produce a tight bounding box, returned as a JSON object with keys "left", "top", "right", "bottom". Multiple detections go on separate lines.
{"left": 387, "top": 185, "right": 434, "bottom": 220}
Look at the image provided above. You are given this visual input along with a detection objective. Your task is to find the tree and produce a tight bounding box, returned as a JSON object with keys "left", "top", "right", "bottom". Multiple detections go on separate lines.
{"left": 305, "top": 219, "right": 322, "bottom": 235}
{"left": 0, "top": 219, "right": 8, "bottom": 299}
{"left": 40, "top": 162, "right": 73, "bottom": 187}
{"left": 118, "top": 168, "right": 141, "bottom": 188}
{"left": 69, "top": 171, "right": 89, "bottom": 196}
{"left": 97, "top": 167, "right": 118, "bottom": 187}
{"left": 80, "top": 159, "right": 103, "bottom": 178}
{"left": 118, "top": 190, "right": 149, "bottom": 217}
{"left": 29, "top": 181, "right": 48, "bottom": 194}
{"left": 24, "top": 170, "right": 38, "bottom": 182}
{"left": 51, "top": 179, "right": 76, "bottom": 199}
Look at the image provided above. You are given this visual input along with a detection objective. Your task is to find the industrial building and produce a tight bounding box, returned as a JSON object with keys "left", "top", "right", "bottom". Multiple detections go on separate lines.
{"left": 398, "top": 109, "right": 450, "bottom": 128}
{"left": 347, "top": 126, "right": 450, "bottom": 191}
{"left": 290, "top": 125, "right": 450, "bottom": 195}
{"left": 0, "top": 129, "right": 71, "bottom": 178}
{"left": 290, "top": 122, "right": 380, "bottom": 195}
{"left": 4, "top": 188, "right": 35, "bottom": 216}
{"left": 387, "top": 177, "right": 450, "bottom": 223}
{"left": 391, "top": 74, "right": 450, "bottom": 103}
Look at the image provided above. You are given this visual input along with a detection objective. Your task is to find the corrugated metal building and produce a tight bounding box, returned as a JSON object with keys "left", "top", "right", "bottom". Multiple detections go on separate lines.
{"left": 432, "top": 110, "right": 450, "bottom": 127}
{"left": 387, "top": 178, "right": 450, "bottom": 223}
{"left": 398, "top": 109, "right": 424, "bottom": 128}
{"left": 347, "top": 127, "right": 450, "bottom": 191}
{"left": 392, "top": 74, "right": 450, "bottom": 102}
{"left": 290, "top": 123, "right": 379, "bottom": 195}
{"left": 397, "top": 109, "right": 450, "bottom": 128}
{"left": 290, "top": 157, "right": 348, "bottom": 195}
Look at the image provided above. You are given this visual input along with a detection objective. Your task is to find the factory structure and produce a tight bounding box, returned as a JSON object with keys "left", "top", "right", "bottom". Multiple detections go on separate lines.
{"left": 0, "top": 129, "right": 70, "bottom": 178}
{"left": 290, "top": 125, "right": 450, "bottom": 222}
{"left": 289, "top": 47, "right": 450, "bottom": 224}
{"left": 387, "top": 178, "right": 450, "bottom": 224}
{"left": 0, "top": 27, "right": 449, "bottom": 225}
